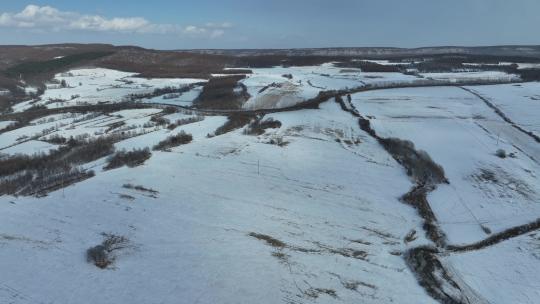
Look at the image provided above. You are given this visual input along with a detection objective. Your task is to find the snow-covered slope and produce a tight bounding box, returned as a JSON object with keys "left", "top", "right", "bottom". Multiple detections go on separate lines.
{"left": 464, "top": 82, "right": 540, "bottom": 137}
{"left": 351, "top": 86, "right": 540, "bottom": 245}
{"left": 0, "top": 102, "right": 439, "bottom": 304}
{"left": 240, "top": 64, "right": 421, "bottom": 109}
{"left": 445, "top": 231, "right": 540, "bottom": 304}
{"left": 12, "top": 68, "right": 206, "bottom": 112}
{"left": 1, "top": 65, "right": 539, "bottom": 304}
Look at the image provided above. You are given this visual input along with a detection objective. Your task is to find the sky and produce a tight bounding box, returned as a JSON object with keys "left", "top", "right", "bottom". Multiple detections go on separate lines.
{"left": 0, "top": 1, "right": 539, "bottom": 50}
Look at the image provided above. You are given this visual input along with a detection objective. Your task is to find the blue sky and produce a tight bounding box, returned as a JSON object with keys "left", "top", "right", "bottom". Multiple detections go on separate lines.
{"left": 0, "top": 1, "right": 539, "bottom": 49}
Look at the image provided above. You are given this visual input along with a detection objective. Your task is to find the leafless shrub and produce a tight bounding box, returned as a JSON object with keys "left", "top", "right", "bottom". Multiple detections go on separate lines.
{"left": 282, "top": 73, "right": 293, "bottom": 79}
{"left": 381, "top": 137, "right": 447, "bottom": 186}
{"left": 495, "top": 149, "right": 507, "bottom": 158}
{"left": 122, "top": 183, "right": 158, "bottom": 195}
{"left": 45, "top": 134, "right": 68, "bottom": 144}
{"left": 0, "top": 137, "right": 114, "bottom": 196}
{"left": 87, "top": 234, "right": 130, "bottom": 269}
{"left": 150, "top": 115, "right": 170, "bottom": 126}
{"left": 153, "top": 131, "right": 193, "bottom": 151}
{"left": 266, "top": 136, "right": 289, "bottom": 147}
{"left": 244, "top": 116, "right": 282, "bottom": 135}
{"left": 105, "top": 121, "right": 126, "bottom": 133}
{"left": 104, "top": 148, "right": 151, "bottom": 170}
{"left": 166, "top": 116, "right": 204, "bottom": 130}
{"left": 162, "top": 106, "right": 178, "bottom": 114}
{"left": 248, "top": 232, "right": 286, "bottom": 248}
{"left": 215, "top": 113, "right": 254, "bottom": 136}
{"left": 1, "top": 166, "right": 95, "bottom": 196}
{"left": 125, "top": 84, "right": 202, "bottom": 102}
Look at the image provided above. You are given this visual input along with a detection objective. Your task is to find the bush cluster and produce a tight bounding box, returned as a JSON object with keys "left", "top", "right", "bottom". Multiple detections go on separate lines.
{"left": 244, "top": 117, "right": 282, "bottom": 135}
{"left": 0, "top": 137, "right": 114, "bottom": 196}
{"left": 104, "top": 148, "right": 151, "bottom": 170}
{"left": 153, "top": 131, "right": 193, "bottom": 151}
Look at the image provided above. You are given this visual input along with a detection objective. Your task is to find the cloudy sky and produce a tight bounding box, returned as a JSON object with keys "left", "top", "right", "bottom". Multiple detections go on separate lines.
{"left": 0, "top": 1, "right": 539, "bottom": 49}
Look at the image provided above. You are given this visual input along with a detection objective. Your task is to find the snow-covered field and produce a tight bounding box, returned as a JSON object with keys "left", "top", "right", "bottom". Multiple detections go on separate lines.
{"left": 351, "top": 86, "right": 540, "bottom": 244}
{"left": 239, "top": 65, "right": 521, "bottom": 110}
{"left": 445, "top": 231, "right": 540, "bottom": 304}
{"left": 6, "top": 65, "right": 523, "bottom": 113}
{"left": 0, "top": 101, "right": 440, "bottom": 304}
{"left": 0, "top": 140, "right": 58, "bottom": 157}
{"left": 0, "top": 109, "right": 164, "bottom": 154}
{"left": 12, "top": 68, "right": 206, "bottom": 112}
{"left": 0, "top": 120, "right": 16, "bottom": 131}
{"left": 142, "top": 85, "right": 204, "bottom": 107}
{"left": 420, "top": 71, "right": 520, "bottom": 82}
{"left": 1, "top": 65, "right": 539, "bottom": 304}
{"left": 464, "top": 82, "right": 540, "bottom": 136}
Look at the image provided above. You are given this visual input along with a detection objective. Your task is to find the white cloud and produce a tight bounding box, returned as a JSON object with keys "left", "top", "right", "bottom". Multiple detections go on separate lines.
{"left": 210, "top": 29, "right": 225, "bottom": 39}
{"left": 0, "top": 4, "right": 231, "bottom": 38}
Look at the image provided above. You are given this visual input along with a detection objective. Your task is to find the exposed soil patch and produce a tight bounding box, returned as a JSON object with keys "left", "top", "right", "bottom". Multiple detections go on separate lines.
{"left": 248, "top": 232, "right": 286, "bottom": 248}
{"left": 248, "top": 232, "right": 374, "bottom": 265}
{"left": 313, "top": 241, "right": 368, "bottom": 260}
{"left": 304, "top": 288, "right": 338, "bottom": 299}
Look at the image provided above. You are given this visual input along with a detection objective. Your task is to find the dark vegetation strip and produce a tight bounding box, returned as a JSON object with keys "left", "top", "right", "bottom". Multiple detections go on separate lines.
{"left": 0, "top": 137, "right": 114, "bottom": 196}
{"left": 335, "top": 94, "right": 477, "bottom": 303}
{"left": 153, "top": 131, "right": 193, "bottom": 151}
{"left": 213, "top": 113, "right": 255, "bottom": 136}
{"left": 244, "top": 115, "right": 282, "bottom": 135}
{"left": 448, "top": 218, "right": 540, "bottom": 252}
{"left": 335, "top": 95, "right": 449, "bottom": 247}
{"left": 461, "top": 87, "right": 540, "bottom": 143}
{"left": 404, "top": 247, "right": 471, "bottom": 304}
{"left": 104, "top": 148, "right": 152, "bottom": 170}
